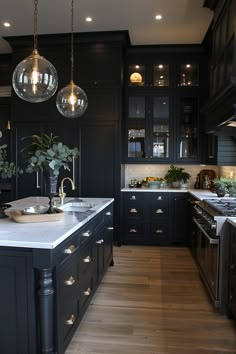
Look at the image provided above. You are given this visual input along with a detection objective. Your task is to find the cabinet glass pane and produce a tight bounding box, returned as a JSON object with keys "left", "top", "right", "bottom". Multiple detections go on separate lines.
{"left": 153, "top": 64, "right": 169, "bottom": 87}
{"left": 128, "top": 124, "right": 145, "bottom": 158}
{"left": 129, "top": 97, "right": 145, "bottom": 118}
{"left": 178, "top": 64, "right": 199, "bottom": 86}
{"left": 179, "top": 98, "right": 198, "bottom": 159}
{"left": 128, "top": 64, "right": 145, "bottom": 86}
{"left": 152, "top": 97, "right": 169, "bottom": 158}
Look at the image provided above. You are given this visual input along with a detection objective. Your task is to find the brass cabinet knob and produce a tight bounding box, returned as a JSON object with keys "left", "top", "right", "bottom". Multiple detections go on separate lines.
{"left": 66, "top": 314, "right": 76, "bottom": 325}
{"left": 96, "top": 239, "right": 104, "bottom": 245}
{"left": 157, "top": 196, "right": 162, "bottom": 200}
{"left": 130, "top": 228, "right": 137, "bottom": 233}
{"left": 130, "top": 195, "right": 136, "bottom": 200}
{"left": 84, "top": 288, "right": 92, "bottom": 296}
{"left": 83, "top": 256, "right": 92, "bottom": 263}
{"left": 64, "top": 244, "right": 76, "bottom": 254}
{"left": 64, "top": 276, "right": 76, "bottom": 286}
{"left": 129, "top": 208, "right": 138, "bottom": 213}
{"left": 107, "top": 226, "right": 114, "bottom": 230}
{"left": 106, "top": 211, "right": 112, "bottom": 216}
{"left": 82, "top": 230, "right": 92, "bottom": 237}
{"left": 156, "top": 208, "right": 163, "bottom": 214}
{"left": 155, "top": 229, "right": 163, "bottom": 234}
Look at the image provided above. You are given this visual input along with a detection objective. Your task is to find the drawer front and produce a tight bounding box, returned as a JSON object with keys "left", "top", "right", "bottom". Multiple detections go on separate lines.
{"left": 79, "top": 241, "right": 95, "bottom": 276}
{"left": 79, "top": 223, "right": 95, "bottom": 246}
{"left": 79, "top": 275, "right": 94, "bottom": 313}
{"left": 125, "top": 222, "right": 145, "bottom": 236}
{"left": 150, "top": 221, "right": 170, "bottom": 245}
{"left": 123, "top": 192, "right": 144, "bottom": 204}
{"left": 150, "top": 204, "right": 169, "bottom": 218}
{"left": 125, "top": 205, "right": 144, "bottom": 219}
{"left": 57, "top": 256, "right": 78, "bottom": 301}
{"left": 56, "top": 230, "right": 80, "bottom": 265}
{"left": 59, "top": 299, "right": 80, "bottom": 348}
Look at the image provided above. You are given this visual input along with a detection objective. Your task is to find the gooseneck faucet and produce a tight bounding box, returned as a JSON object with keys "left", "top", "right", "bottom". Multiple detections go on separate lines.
{"left": 58, "top": 177, "right": 75, "bottom": 204}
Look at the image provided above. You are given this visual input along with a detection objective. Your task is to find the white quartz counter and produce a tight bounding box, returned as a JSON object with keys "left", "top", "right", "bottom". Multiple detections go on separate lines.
{"left": 0, "top": 196, "right": 114, "bottom": 249}
{"left": 121, "top": 187, "right": 218, "bottom": 200}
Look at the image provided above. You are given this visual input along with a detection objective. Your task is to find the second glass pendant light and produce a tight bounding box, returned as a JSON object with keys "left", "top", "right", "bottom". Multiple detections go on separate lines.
{"left": 56, "top": 0, "right": 88, "bottom": 118}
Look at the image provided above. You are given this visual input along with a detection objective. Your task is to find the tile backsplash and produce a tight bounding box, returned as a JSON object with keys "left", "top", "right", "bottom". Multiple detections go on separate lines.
{"left": 123, "top": 164, "right": 236, "bottom": 189}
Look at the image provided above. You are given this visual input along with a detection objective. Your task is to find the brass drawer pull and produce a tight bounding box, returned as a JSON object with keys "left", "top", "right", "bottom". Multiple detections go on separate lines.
{"left": 66, "top": 314, "right": 76, "bottom": 325}
{"left": 129, "top": 208, "right": 138, "bottom": 213}
{"left": 130, "top": 228, "right": 137, "bottom": 233}
{"left": 64, "top": 276, "right": 76, "bottom": 286}
{"left": 84, "top": 288, "right": 91, "bottom": 296}
{"left": 64, "top": 244, "right": 76, "bottom": 254}
{"left": 156, "top": 208, "right": 163, "bottom": 214}
{"left": 157, "top": 196, "right": 162, "bottom": 200}
{"left": 130, "top": 195, "right": 136, "bottom": 200}
{"left": 155, "top": 229, "right": 164, "bottom": 234}
{"left": 82, "top": 230, "right": 92, "bottom": 237}
{"left": 83, "top": 256, "right": 92, "bottom": 263}
{"left": 106, "top": 211, "right": 112, "bottom": 216}
{"left": 96, "top": 239, "right": 104, "bottom": 245}
{"left": 107, "top": 226, "right": 114, "bottom": 230}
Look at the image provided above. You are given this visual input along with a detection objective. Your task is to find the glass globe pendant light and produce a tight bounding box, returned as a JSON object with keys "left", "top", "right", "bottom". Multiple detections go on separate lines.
{"left": 12, "top": 0, "right": 58, "bottom": 103}
{"left": 56, "top": 0, "right": 88, "bottom": 118}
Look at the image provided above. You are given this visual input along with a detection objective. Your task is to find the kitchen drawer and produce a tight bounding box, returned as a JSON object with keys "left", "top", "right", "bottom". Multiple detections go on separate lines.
{"left": 58, "top": 298, "right": 80, "bottom": 351}
{"left": 149, "top": 204, "right": 169, "bottom": 218}
{"left": 79, "top": 240, "right": 95, "bottom": 276}
{"left": 79, "top": 274, "right": 94, "bottom": 314}
{"left": 57, "top": 255, "right": 79, "bottom": 302}
{"left": 124, "top": 222, "right": 145, "bottom": 236}
{"left": 123, "top": 192, "right": 144, "bottom": 203}
{"left": 150, "top": 221, "right": 170, "bottom": 245}
{"left": 125, "top": 205, "right": 144, "bottom": 219}
{"left": 55, "top": 229, "right": 80, "bottom": 265}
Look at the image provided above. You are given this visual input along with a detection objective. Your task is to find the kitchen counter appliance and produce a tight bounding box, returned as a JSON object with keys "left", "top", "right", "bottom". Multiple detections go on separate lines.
{"left": 192, "top": 198, "right": 235, "bottom": 310}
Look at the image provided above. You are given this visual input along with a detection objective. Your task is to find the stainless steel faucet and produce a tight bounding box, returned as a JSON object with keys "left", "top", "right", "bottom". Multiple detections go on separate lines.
{"left": 58, "top": 177, "right": 75, "bottom": 204}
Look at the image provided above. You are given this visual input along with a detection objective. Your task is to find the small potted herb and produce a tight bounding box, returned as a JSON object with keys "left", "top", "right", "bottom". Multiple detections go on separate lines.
{"left": 164, "top": 165, "right": 191, "bottom": 188}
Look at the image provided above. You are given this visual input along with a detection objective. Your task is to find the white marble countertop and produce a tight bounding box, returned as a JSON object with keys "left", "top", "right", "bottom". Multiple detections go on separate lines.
{"left": 121, "top": 187, "right": 218, "bottom": 200}
{"left": 0, "top": 196, "right": 114, "bottom": 249}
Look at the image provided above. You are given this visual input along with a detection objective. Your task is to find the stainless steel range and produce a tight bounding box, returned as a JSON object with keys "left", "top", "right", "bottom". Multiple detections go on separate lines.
{"left": 192, "top": 198, "right": 236, "bottom": 310}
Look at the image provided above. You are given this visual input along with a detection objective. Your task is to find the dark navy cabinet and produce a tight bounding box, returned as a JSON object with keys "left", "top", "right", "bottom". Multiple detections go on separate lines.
{"left": 0, "top": 203, "right": 113, "bottom": 354}
{"left": 228, "top": 224, "right": 236, "bottom": 320}
{"left": 121, "top": 191, "right": 188, "bottom": 245}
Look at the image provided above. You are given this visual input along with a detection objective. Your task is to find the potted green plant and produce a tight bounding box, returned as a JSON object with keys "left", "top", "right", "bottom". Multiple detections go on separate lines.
{"left": 213, "top": 176, "right": 234, "bottom": 197}
{"left": 164, "top": 164, "right": 191, "bottom": 188}
{"left": 22, "top": 133, "right": 79, "bottom": 212}
{"left": 0, "top": 144, "right": 22, "bottom": 178}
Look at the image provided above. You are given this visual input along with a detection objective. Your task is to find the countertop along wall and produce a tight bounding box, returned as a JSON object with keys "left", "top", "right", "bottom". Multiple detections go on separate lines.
{"left": 123, "top": 164, "right": 236, "bottom": 189}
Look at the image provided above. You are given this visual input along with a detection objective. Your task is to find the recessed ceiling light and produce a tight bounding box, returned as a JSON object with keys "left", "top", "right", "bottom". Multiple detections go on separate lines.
{"left": 155, "top": 14, "right": 162, "bottom": 20}
{"left": 86, "top": 17, "right": 92, "bottom": 22}
{"left": 3, "top": 22, "right": 11, "bottom": 28}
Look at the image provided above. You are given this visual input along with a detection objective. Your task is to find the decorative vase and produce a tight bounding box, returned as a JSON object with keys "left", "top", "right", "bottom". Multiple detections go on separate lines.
{"left": 172, "top": 181, "right": 180, "bottom": 189}
{"left": 215, "top": 185, "right": 226, "bottom": 197}
{"left": 43, "top": 166, "right": 58, "bottom": 213}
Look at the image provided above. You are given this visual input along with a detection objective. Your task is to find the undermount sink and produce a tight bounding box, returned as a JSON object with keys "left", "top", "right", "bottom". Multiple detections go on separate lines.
{"left": 59, "top": 201, "right": 98, "bottom": 213}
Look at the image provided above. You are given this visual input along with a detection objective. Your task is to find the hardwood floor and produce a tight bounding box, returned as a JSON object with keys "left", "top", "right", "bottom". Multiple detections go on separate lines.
{"left": 66, "top": 246, "right": 236, "bottom": 354}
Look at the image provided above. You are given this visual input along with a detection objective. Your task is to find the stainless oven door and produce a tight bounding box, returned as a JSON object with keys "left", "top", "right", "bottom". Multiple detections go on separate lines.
{"left": 193, "top": 217, "right": 220, "bottom": 305}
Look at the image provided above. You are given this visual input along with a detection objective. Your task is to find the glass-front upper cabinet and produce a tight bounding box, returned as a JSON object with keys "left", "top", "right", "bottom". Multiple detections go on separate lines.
{"left": 176, "top": 96, "right": 200, "bottom": 162}
{"left": 127, "top": 95, "right": 171, "bottom": 160}
{"left": 177, "top": 64, "right": 199, "bottom": 87}
{"left": 128, "top": 63, "right": 169, "bottom": 87}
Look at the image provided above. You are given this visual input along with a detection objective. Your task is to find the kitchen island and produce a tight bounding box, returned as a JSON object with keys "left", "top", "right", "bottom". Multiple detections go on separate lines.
{"left": 0, "top": 196, "right": 114, "bottom": 354}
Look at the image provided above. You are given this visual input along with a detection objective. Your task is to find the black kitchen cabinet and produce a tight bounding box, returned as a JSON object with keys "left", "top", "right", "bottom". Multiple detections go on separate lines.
{"left": 124, "top": 47, "right": 208, "bottom": 164}
{"left": 121, "top": 191, "right": 188, "bottom": 245}
{"left": 228, "top": 224, "right": 236, "bottom": 320}
{"left": 0, "top": 202, "right": 114, "bottom": 354}
{"left": 0, "top": 250, "right": 36, "bottom": 354}
{"left": 170, "top": 193, "right": 189, "bottom": 244}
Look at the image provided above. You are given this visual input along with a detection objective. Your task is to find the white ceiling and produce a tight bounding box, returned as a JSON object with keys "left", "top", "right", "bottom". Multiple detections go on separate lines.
{"left": 0, "top": 0, "right": 213, "bottom": 54}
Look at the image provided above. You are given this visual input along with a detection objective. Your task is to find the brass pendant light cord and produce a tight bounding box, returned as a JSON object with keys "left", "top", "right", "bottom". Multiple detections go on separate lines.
{"left": 70, "top": 0, "right": 74, "bottom": 82}
{"left": 34, "top": 0, "right": 38, "bottom": 50}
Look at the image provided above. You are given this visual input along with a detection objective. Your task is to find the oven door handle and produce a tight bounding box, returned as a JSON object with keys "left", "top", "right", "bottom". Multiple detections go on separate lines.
{"left": 193, "top": 218, "right": 219, "bottom": 245}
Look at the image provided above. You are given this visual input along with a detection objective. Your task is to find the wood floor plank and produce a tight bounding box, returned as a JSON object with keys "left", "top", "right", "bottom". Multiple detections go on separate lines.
{"left": 66, "top": 246, "right": 236, "bottom": 354}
